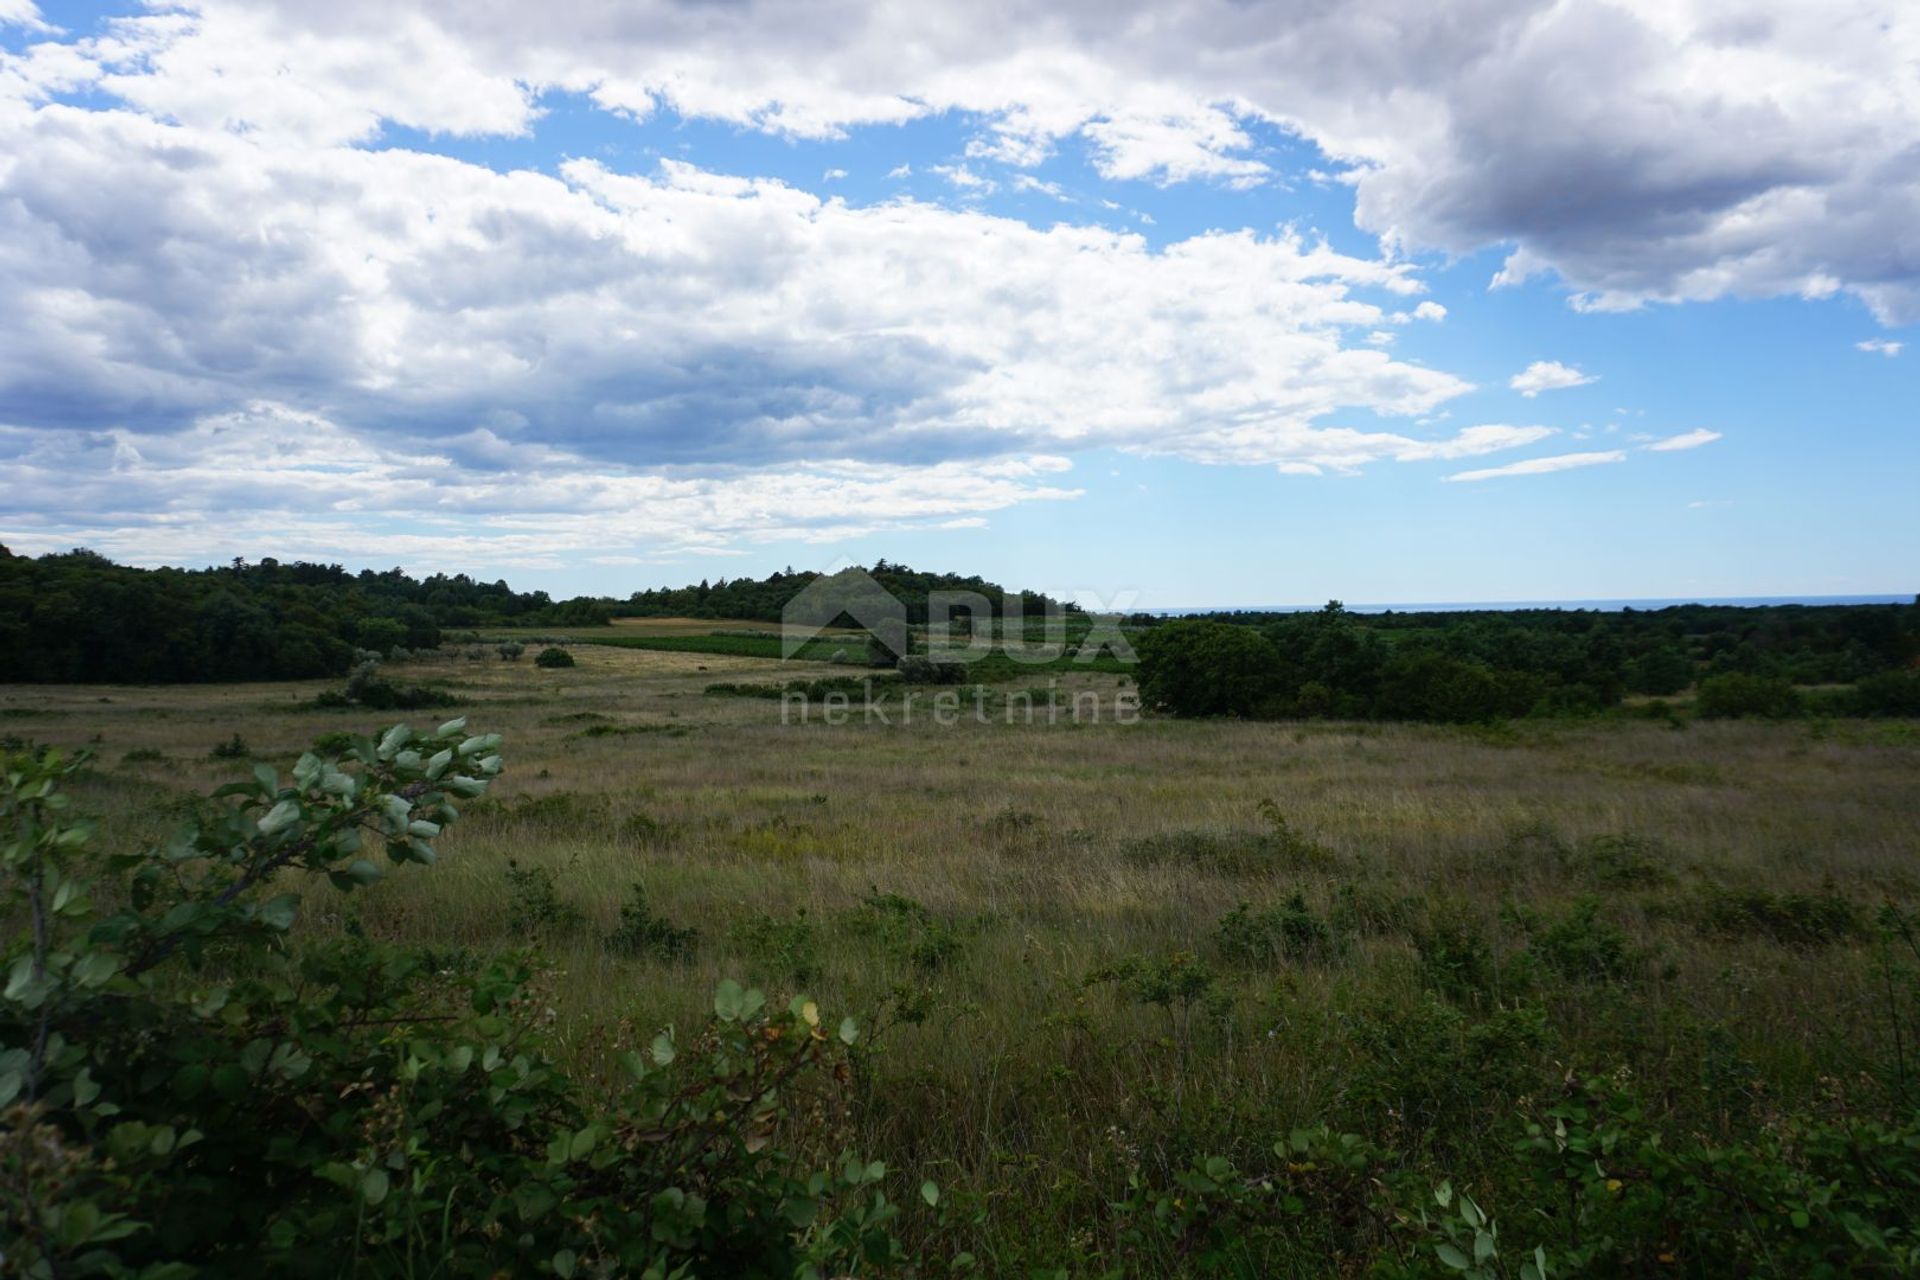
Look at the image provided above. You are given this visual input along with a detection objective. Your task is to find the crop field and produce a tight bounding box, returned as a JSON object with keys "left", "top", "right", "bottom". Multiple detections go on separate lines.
{"left": 6, "top": 645, "right": 1920, "bottom": 1274}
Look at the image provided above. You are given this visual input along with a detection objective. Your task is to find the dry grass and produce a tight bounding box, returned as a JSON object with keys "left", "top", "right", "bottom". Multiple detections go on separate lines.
{"left": 8, "top": 649, "right": 1920, "bottom": 1267}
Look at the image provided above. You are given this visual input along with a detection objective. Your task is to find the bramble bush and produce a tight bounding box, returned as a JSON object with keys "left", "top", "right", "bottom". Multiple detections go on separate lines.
{"left": 1, "top": 723, "right": 907, "bottom": 1277}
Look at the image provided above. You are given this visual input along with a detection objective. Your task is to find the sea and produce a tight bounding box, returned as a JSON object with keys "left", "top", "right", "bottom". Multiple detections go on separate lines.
{"left": 1149, "top": 594, "right": 1915, "bottom": 616}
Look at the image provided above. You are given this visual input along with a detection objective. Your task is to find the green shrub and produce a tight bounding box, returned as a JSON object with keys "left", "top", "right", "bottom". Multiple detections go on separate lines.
{"left": 604, "top": 882, "right": 698, "bottom": 960}
{"left": 1692, "top": 884, "right": 1863, "bottom": 948}
{"left": 0, "top": 729, "right": 905, "bottom": 1278}
{"left": 1086, "top": 951, "right": 1227, "bottom": 1040}
{"left": 732, "top": 908, "right": 821, "bottom": 982}
{"left": 1340, "top": 998, "right": 1548, "bottom": 1147}
{"left": 1212, "top": 893, "right": 1340, "bottom": 966}
{"left": 1416, "top": 916, "right": 1503, "bottom": 1004}
{"left": 496, "top": 640, "right": 526, "bottom": 661}
{"left": 894, "top": 654, "right": 966, "bottom": 684}
{"left": 208, "top": 731, "right": 249, "bottom": 759}
{"left": 1850, "top": 669, "right": 1920, "bottom": 716}
{"left": 846, "top": 889, "right": 965, "bottom": 971}
{"left": 503, "top": 859, "right": 585, "bottom": 934}
{"left": 534, "top": 645, "right": 576, "bottom": 669}
{"left": 1135, "top": 620, "right": 1282, "bottom": 717}
{"left": 1527, "top": 898, "right": 1639, "bottom": 983}
{"left": 1696, "top": 672, "right": 1802, "bottom": 719}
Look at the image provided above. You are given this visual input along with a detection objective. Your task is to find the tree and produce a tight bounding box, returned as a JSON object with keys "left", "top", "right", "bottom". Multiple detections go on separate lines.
{"left": 1136, "top": 620, "right": 1282, "bottom": 717}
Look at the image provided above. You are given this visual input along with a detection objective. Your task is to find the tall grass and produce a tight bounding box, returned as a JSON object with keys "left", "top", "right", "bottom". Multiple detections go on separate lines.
{"left": 8, "top": 644, "right": 1919, "bottom": 1272}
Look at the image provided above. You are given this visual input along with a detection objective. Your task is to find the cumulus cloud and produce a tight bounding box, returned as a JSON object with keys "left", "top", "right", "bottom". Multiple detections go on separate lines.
{"left": 1646, "top": 428, "right": 1722, "bottom": 451}
{"left": 8, "top": 0, "right": 1910, "bottom": 320}
{"left": 1443, "top": 450, "right": 1627, "bottom": 482}
{"left": 1509, "top": 360, "right": 1598, "bottom": 397}
{"left": 0, "top": 87, "right": 1531, "bottom": 558}
{"left": 0, "top": 403, "right": 1085, "bottom": 566}
{"left": 1857, "top": 338, "right": 1903, "bottom": 357}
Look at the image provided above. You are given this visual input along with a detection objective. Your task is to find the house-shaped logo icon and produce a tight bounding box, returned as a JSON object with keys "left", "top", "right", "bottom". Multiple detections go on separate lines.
{"left": 781, "top": 565, "right": 907, "bottom": 660}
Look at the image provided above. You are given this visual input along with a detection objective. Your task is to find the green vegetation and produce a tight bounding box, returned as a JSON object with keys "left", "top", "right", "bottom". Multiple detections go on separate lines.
{"left": 0, "top": 548, "right": 613, "bottom": 683}
{"left": 4, "top": 569, "right": 1920, "bottom": 1274}
{"left": 1139, "top": 598, "right": 1920, "bottom": 722}
{"left": 2, "top": 726, "right": 903, "bottom": 1277}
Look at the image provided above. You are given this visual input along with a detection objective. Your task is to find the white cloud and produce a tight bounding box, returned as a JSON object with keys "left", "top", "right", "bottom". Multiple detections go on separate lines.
{"left": 0, "top": 0, "right": 52, "bottom": 31}
{"left": 1012, "top": 173, "right": 1069, "bottom": 200}
{"left": 0, "top": 403, "right": 1084, "bottom": 566}
{"left": 822, "top": 167, "right": 848, "bottom": 181}
{"left": 1444, "top": 450, "right": 1627, "bottom": 482}
{"left": 7, "top": 0, "right": 1909, "bottom": 320}
{"left": 0, "top": 96, "right": 1519, "bottom": 557}
{"left": 1647, "top": 428, "right": 1723, "bottom": 451}
{"left": 886, "top": 163, "right": 912, "bottom": 178}
{"left": 1857, "top": 338, "right": 1903, "bottom": 357}
{"left": 930, "top": 163, "right": 997, "bottom": 193}
{"left": 1509, "top": 360, "right": 1598, "bottom": 397}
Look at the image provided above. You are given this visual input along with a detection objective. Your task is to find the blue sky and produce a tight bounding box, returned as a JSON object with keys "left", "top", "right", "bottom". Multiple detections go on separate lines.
{"left": 0, "top": 0, "right": 1914, "bottom": 606}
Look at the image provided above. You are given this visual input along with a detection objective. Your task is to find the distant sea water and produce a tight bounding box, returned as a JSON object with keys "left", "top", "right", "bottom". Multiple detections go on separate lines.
{"left": 1151, "top": 594, "right": 1916, "bottom": 616}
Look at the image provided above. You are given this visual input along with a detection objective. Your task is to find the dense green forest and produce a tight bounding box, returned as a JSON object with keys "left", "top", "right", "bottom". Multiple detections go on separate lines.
{"left": 0, "top": 547, "right": 615, "bottom": 683}
{"left": 1134, "top": 600, "right": 1920, "bottom": 721}
{"left": 623, "top": 558, "right": 1074, "bottom": 624}
{"left": 4, "top": 548, "right": 1915, "bottom": 718}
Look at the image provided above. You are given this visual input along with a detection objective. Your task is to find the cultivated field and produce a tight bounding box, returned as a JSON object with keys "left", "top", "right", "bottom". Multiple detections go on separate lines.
{"left": 7, "top": 644, "right": 1920, "bottom": 1272}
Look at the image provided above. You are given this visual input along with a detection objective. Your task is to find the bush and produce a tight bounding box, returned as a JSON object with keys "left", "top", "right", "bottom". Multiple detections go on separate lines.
{"left": 1692, "top": 884, "right": 1862, "bottom": 948}
{"left": 1696, "top": 672, "right": 1802, "bottom": 719}
{"left": 496, "top": 640, "right": 526, "bottom": 662}
{"left": 604, "top": 882, "right": 698, "bottom": 960}
{"left": 1212, "top": 893, "right": 1340, "bottom": 966}
{"left": 1374, "top": 651, "right": 1539, "bottom": 723}
{"left": 503, "top": 858, "right": 585, "bottom": 934}
{"left": 1136, "top": 620, "right": 1282, "bottom": 717}
{"left": 1850, "top": 669, "right": 1920, "bottom": 716}
{"left": 534, "top": 645, "right": 576, "bottom": 669}
{"left": 0, "top": 728, "right": 905, "bottom": 1277}
{"left": 1527, "top": 898, "right": 1639, "bottom": 983}
{"left": 894, "top": 654, "right": 966, "bottom": 684}
{"left": 209, "top": 731, "right": 249, "bottom": 759}
{"left": 844, "top": 890, "right": 966, "bottom": 971}
{"left": 732, "top": 908, "right": 821, "bottom": 982}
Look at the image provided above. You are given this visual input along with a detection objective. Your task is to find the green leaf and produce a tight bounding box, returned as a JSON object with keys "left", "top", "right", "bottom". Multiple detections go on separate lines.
{"left": 1435, "top": 1243, "right": 1471, "bottom": 1271}
{"left": 921, "top": 1180, "right": 940, "bottom": 1208}
{"left": 714, "top": 979, "right": 746, "bottom": 1021}
{"left": 839, "top": 1016, "right": 859, "bottom": 1045}
{"left": 361, "top": 1168, "right": 389, "bottom": 1206}
{"left": 552, "top": 1250, "right": 577, "bottom": 1278}
{"left": 256, "top": 799, "right": 301, "bottom": 837}
{"left": 258, "top": 893, "right": 300, "bottom": 932}
{"left": 650, "top": 1033, "right": 676, "bottom": 1066}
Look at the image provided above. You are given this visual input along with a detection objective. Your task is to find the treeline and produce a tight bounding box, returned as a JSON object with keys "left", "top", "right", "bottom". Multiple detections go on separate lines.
{"left": 0, "top": 548, "right": 615, "bottom": 684}
{"left": 625, "top": 558, "right": 1075, "bottom": 624}
{"left": 1137, "top": 599, "right": 1920, "bottom": 722}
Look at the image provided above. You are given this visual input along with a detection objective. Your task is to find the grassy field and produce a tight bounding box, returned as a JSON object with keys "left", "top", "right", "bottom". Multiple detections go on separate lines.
{"left": 6, "top": 645, "right": 1920, "bottom": 1273}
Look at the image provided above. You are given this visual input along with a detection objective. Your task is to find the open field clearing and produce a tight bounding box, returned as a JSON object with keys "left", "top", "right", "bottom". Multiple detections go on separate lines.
{"left": 7, "top": 644, "right": 1920, "bottom": 1273}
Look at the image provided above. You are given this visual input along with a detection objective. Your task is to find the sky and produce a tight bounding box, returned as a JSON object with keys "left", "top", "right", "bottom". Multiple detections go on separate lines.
{"left": 0, "top": 0, "right": 1914, "bottom": 607}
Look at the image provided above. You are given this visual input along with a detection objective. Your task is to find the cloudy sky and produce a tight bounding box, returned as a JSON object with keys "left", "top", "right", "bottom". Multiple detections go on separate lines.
{"left": 0, "top": 1, "right": 1914, "bottom": 605}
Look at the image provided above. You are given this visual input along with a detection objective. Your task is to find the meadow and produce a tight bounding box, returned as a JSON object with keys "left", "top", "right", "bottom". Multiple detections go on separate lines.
{"left": 7, "top": 639, "right": 1920, "bottom": 1275}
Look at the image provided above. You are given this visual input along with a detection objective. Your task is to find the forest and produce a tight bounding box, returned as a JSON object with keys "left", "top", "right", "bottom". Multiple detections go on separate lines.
{"left": 0, "top": 547, "right": 615, "bottom": 683}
